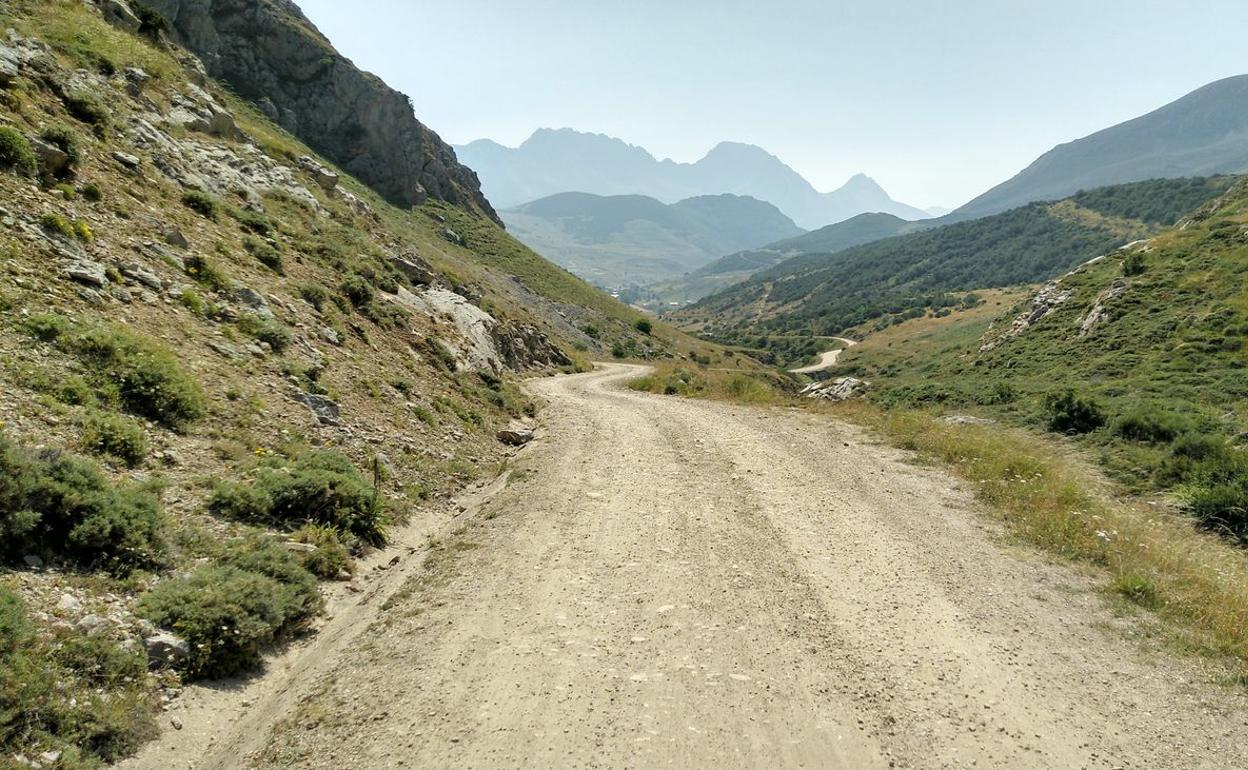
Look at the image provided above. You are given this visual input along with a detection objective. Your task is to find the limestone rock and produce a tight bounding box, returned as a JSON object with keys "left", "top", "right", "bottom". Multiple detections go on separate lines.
{"left": 299, "top": 392, "right": 342, "bottom": 426}
{"left": 800, "top": 377, "right": 869, "bottom": 401}
{"left": 144, "top": 0, "right": 499, "bottom": 221}
{"left": 144, "top": 632, "right": 190, "bottom": 668}
{"left": 30, "top": 137, "right": 70, "bottom": 177}
{"left": 497, "top": 428, "right": 535, "bottom": 446}
{"left": 65, "top": 259, "right": 108, "bottom": 287}
{"left": 388, "top": 252, "right": 437, "bottom": 286}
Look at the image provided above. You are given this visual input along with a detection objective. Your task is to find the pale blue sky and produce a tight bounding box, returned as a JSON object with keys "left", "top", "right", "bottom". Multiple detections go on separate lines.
{"left": 298, "top": 0, "right": 1248, "bottom": 209}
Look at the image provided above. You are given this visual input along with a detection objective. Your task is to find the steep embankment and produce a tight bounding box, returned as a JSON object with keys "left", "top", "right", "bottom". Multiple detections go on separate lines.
{"left": 953, "top": 75, "right": 1248, "bottom": 220}
{"left": 501, "top": 191, "right": 803, "bottom": 288}
{"left": 0, "top": 2, "right": 725, "bottom": 765}
{"left": 676, "top": 177, "right": 1235, "bottom": 351}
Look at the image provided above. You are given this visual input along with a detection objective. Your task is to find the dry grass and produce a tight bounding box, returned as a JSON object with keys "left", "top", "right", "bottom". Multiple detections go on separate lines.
{"left": 833, "top": 401, "right": 1248, "bottom": 666}
{"left": 627, "top": 361, "right": 793, "bottom": 404}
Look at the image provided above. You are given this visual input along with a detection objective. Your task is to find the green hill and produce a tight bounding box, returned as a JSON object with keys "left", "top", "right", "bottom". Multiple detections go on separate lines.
{"left": 838, "top": 178, "right": 1248, "bottom": 540}
{"left": 677, "top": 177, "right": 1236, "bottom": 344}
{"left": 501, "top": 191, "right": 803, "bottom": 289}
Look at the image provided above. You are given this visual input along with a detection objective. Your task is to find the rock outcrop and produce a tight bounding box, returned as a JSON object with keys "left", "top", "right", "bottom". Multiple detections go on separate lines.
{"left": 136, "top": 0, "right": 499, "bottom": 222}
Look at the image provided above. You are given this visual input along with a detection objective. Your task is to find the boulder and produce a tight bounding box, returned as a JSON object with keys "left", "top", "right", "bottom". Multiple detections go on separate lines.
{"left": 64, "top": 259, "right": 108, "bottom": 287}
{"left": 388, "top": 252, "right": 437, "bottom": 286}
{"left": 230, "top": 286, "right": 273, "bottom": 317}
{"left": 120, "top": 262, "right": 163, "bottom": 289}
{"left": 297, "top": 155, "right": 339, "bottom": 193}
{"left": 30, "top": 137, "right": 70, "bottom": 177}
{"left": 497, "top": 427, "right": 535, "bottom": 446}
{"left": 144, "top": 631, "right": 190, "bottom": 668}
{"left": 299, "top": 392, "right": 342, "bottom": 426}
{"left": 800, "top": 377, "right": 869, "bottom": 402}
{"left": 100, "top": 0, "right": 142, "bottom": 33}
{"left": 112, "top": 151, "right": 141, "bottom": 169}
{"left": 163, "top": 228, "right": 189, "bottom": 248}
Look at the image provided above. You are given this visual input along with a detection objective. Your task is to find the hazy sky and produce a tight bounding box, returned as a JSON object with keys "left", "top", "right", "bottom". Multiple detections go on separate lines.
{"left": 297, "top": 0, "right": 1248, "bottom": 209}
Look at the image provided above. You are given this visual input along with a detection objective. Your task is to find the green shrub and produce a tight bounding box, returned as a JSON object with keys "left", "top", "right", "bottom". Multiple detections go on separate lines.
{"left": 81, "top": 411, "right": 149, "bottom": 467}
{"left": 73, "top": 219, "right": 93, "bottom": 242}
{"left": 183, "top": 253, "right": 230, "bottom": 291}
{"left": 340, "top": 274, "right": 375, "bottom": 308}
{"left": 132, "top": 1, "right": 170, "bottom": 36}
{"left": 244, "top": 237, "right": 283, "bottom": 273}
{"left": 1112, "top": 409, "right": 1192, "bottom": 444}
{"left": 0, "top": 433, "right": 163, "bottom": 572}
{"left": 40, "top": 124, "right": 84, "bottom": 170}
{"left": 1, "top": 588, "right": 157, "bottom": 764}
{"left": 22, "top": 312, "right": 72, "bottom": 342}
{"left": 0, "top": 126, "right": 37, "bottom": 177}
{"left": 365, "top": 301, "right": 410, "bottom": 330}
{"left": 1122, "top": 251, "right": 1146, "bottom": 276}
{"left": 69, "top": 324, "right": 206, "bottom": 429}
{"left": 80, "top": 181, "right": 103, "bottom": 202}
{"left": 231, "top": 208, "right": 274, "bottom": 236}
{"left": 181, "top": 190, "right": 219, "bottom": 220}
{"left": 208, "top": 451, "right": 388, "bottom": 547}
{"left": 63, "top": 89, "right": 111, "bottom": 127}
{"left": 299, "top": 284, "right": 328, "bottom": 311}
{"left": 611, "top": 342, "right": 627, "bottom": 359}
{"left": 1188, "top": 483, "right": 1248, "bottom": 541}
{"left": 236, "top": 312, "right": 292, "bottom": 353}
{"left": 40, "top": 211, "right": 75, "bottom": 238}
{"left": 291, "top": 524, "right": 353, "bottom": 579}
{"left": 1044, "top": 390, "right": 1106, "bottom": 435}
{"left": 634, "top": 318, "right": 653, "bottom": 335}
{"left": 137, "top": 549, "right": 321, "bottom": 679}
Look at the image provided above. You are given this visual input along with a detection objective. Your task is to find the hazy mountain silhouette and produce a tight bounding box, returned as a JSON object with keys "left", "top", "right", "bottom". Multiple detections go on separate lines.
{"left": 456, "top": 129, "right": 929, "bottom": 229}
{"left": 954, "top": 75, "right": 1248, "bottom": 219}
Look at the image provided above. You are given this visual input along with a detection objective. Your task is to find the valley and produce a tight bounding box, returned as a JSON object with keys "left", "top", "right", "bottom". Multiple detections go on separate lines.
{"left": 3, "top": 1, "right": 1248, "bottom": 768}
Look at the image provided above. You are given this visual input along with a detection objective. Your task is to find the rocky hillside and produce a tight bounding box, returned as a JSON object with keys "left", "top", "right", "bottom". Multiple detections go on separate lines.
{"left": 953, "top": 75, "right": 1248, "bottom": 220}
{"left": 0, "top": 2, "right": 730, "bottom": 765}
{"left": 501, "top": 192, "right": 803, "bottom": 289}
{"left": 676, "top": 176, "right": 1235, "bottom": 351}
{"left": 141, "top": 0, "right": 498, "bottom": 220}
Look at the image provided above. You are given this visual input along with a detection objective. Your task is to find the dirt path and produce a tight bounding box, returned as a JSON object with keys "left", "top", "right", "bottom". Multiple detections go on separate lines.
{"left": 129, "top": 364, "right": 1248, "bottom": 769}
{"left": 789, "top": 337, "right": 858, "bottom": 373}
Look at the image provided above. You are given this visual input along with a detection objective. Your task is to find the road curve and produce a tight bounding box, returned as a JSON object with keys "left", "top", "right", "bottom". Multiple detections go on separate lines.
{"left": 253, "top": 363, "right": 1247, "bottom": 769}
{"left": 789, "top": 337, "right": 858, "bottom": 374}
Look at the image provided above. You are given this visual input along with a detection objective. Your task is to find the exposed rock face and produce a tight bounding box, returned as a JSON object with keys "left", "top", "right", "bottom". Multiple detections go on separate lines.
{"left": 980, "top": 281, "right": 1072, "bottom": 352}
{"left": 140, "top": 0, "right": 499, "bottom": 222}
{"left": 800, "top": 377, "right": 868, "bottom": 401}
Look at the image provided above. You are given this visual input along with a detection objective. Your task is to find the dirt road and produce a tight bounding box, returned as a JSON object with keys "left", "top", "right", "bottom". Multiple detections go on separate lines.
{"left": 140, "top": 364, "right": 1248, "bottom": 769}
{"left": 789, "top": 337, "right": 858, "bottom": 374}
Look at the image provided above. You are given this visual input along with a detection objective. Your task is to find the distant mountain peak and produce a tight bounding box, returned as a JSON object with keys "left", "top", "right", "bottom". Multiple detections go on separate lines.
{"left": 454, "top": 128, "right": 928, "bottom": 228}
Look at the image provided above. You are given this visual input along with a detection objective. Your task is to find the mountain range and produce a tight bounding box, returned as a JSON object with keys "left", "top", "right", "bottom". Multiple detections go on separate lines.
{"left": 501, "top": 192, "right": 802, "bottom": 289}
{"left": 455, "top": 129, "right": 929, "bottom": 230}
{"left": 953, "top": 74, "right": 1248, "bottom": 220}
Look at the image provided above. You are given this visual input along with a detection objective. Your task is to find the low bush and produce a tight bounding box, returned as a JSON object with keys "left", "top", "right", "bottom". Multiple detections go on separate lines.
{"left": 1, "top": 588, "right": 157, "bottom": 765}
{"left": 40, "top": 123, "right": 84, "bottom": 169}
{"left": 137, "top": 541, "right": 322, "bottom": 679}
{"left": 63, "top": 89, "right": 111, "bottom": 127}
{"left": 181, "top": 190, "right": 219, "bottom": 220}
{"left": 40, "top": 211, "right": 75, "bottom": 238}
{"left": 291, "top": 524, "right": 354, "bottom": 579}
{"left": 0, "top": 432, "right": 163, "bottom": 572}
{"left": 298, "top": 284, "right": 328, "bottom": 311}
{"left": 23, "top": 314, "right": 206, "bottom": 429}
{"left": 230, "top": 207, "right": 274, "bottom": 236}
{"left": 1044, "top": 389, "right": 1106, "bottom": 435}
{"left": 183, "top": 253, "right": 230, "bottom": 291}
{"left": 208, "top": 451, "right": 388, "bottom": 547}
{"left": 81, "top": 411, "right": 149, "bottom": 467}
{"left": 634, "top": 318, "right": 653, "bottom": 335}
{"left": 236, "top": 312, "right": 292, "bottom": 353}
{"left": 0, "top": 126, "right": 37, "bottom": 177}
{"left": 1112, "top": 408, "right": 1193, "bottom": 445}
{"left": 80, "top": 181, "right": 103, "bottom": 202}
{"left": 244, "top": 237, "right": 283, "bottom": 273}
{"left": 340, "top": 274, "right": 375, "bottom": 309}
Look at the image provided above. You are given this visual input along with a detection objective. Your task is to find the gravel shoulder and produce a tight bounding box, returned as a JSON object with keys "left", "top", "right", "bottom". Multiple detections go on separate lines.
{"left": 135, "top": 363, "right": 1248, "bottom": 769}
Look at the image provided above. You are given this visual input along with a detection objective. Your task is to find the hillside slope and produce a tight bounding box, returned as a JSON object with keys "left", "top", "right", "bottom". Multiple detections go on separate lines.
{"left": 0, "top": 2, "right": 734, "bottom": 765}
{"left": 838, "top": 179, "right": 1248, "bottom": 539}
{"left": 501, "top": 192, "right": 803, "bottom": 288}
{"left": 677, "top": 177, "right": 1235, "bottom": 345}
{"left": 456, "top": 128, "right": 928, "bottom": 229}
{"left": 954, "top": 75, "right": 1248, "bottom": 220}
{"left": 648, "top": 212, "right": 927, "bottom": 306}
